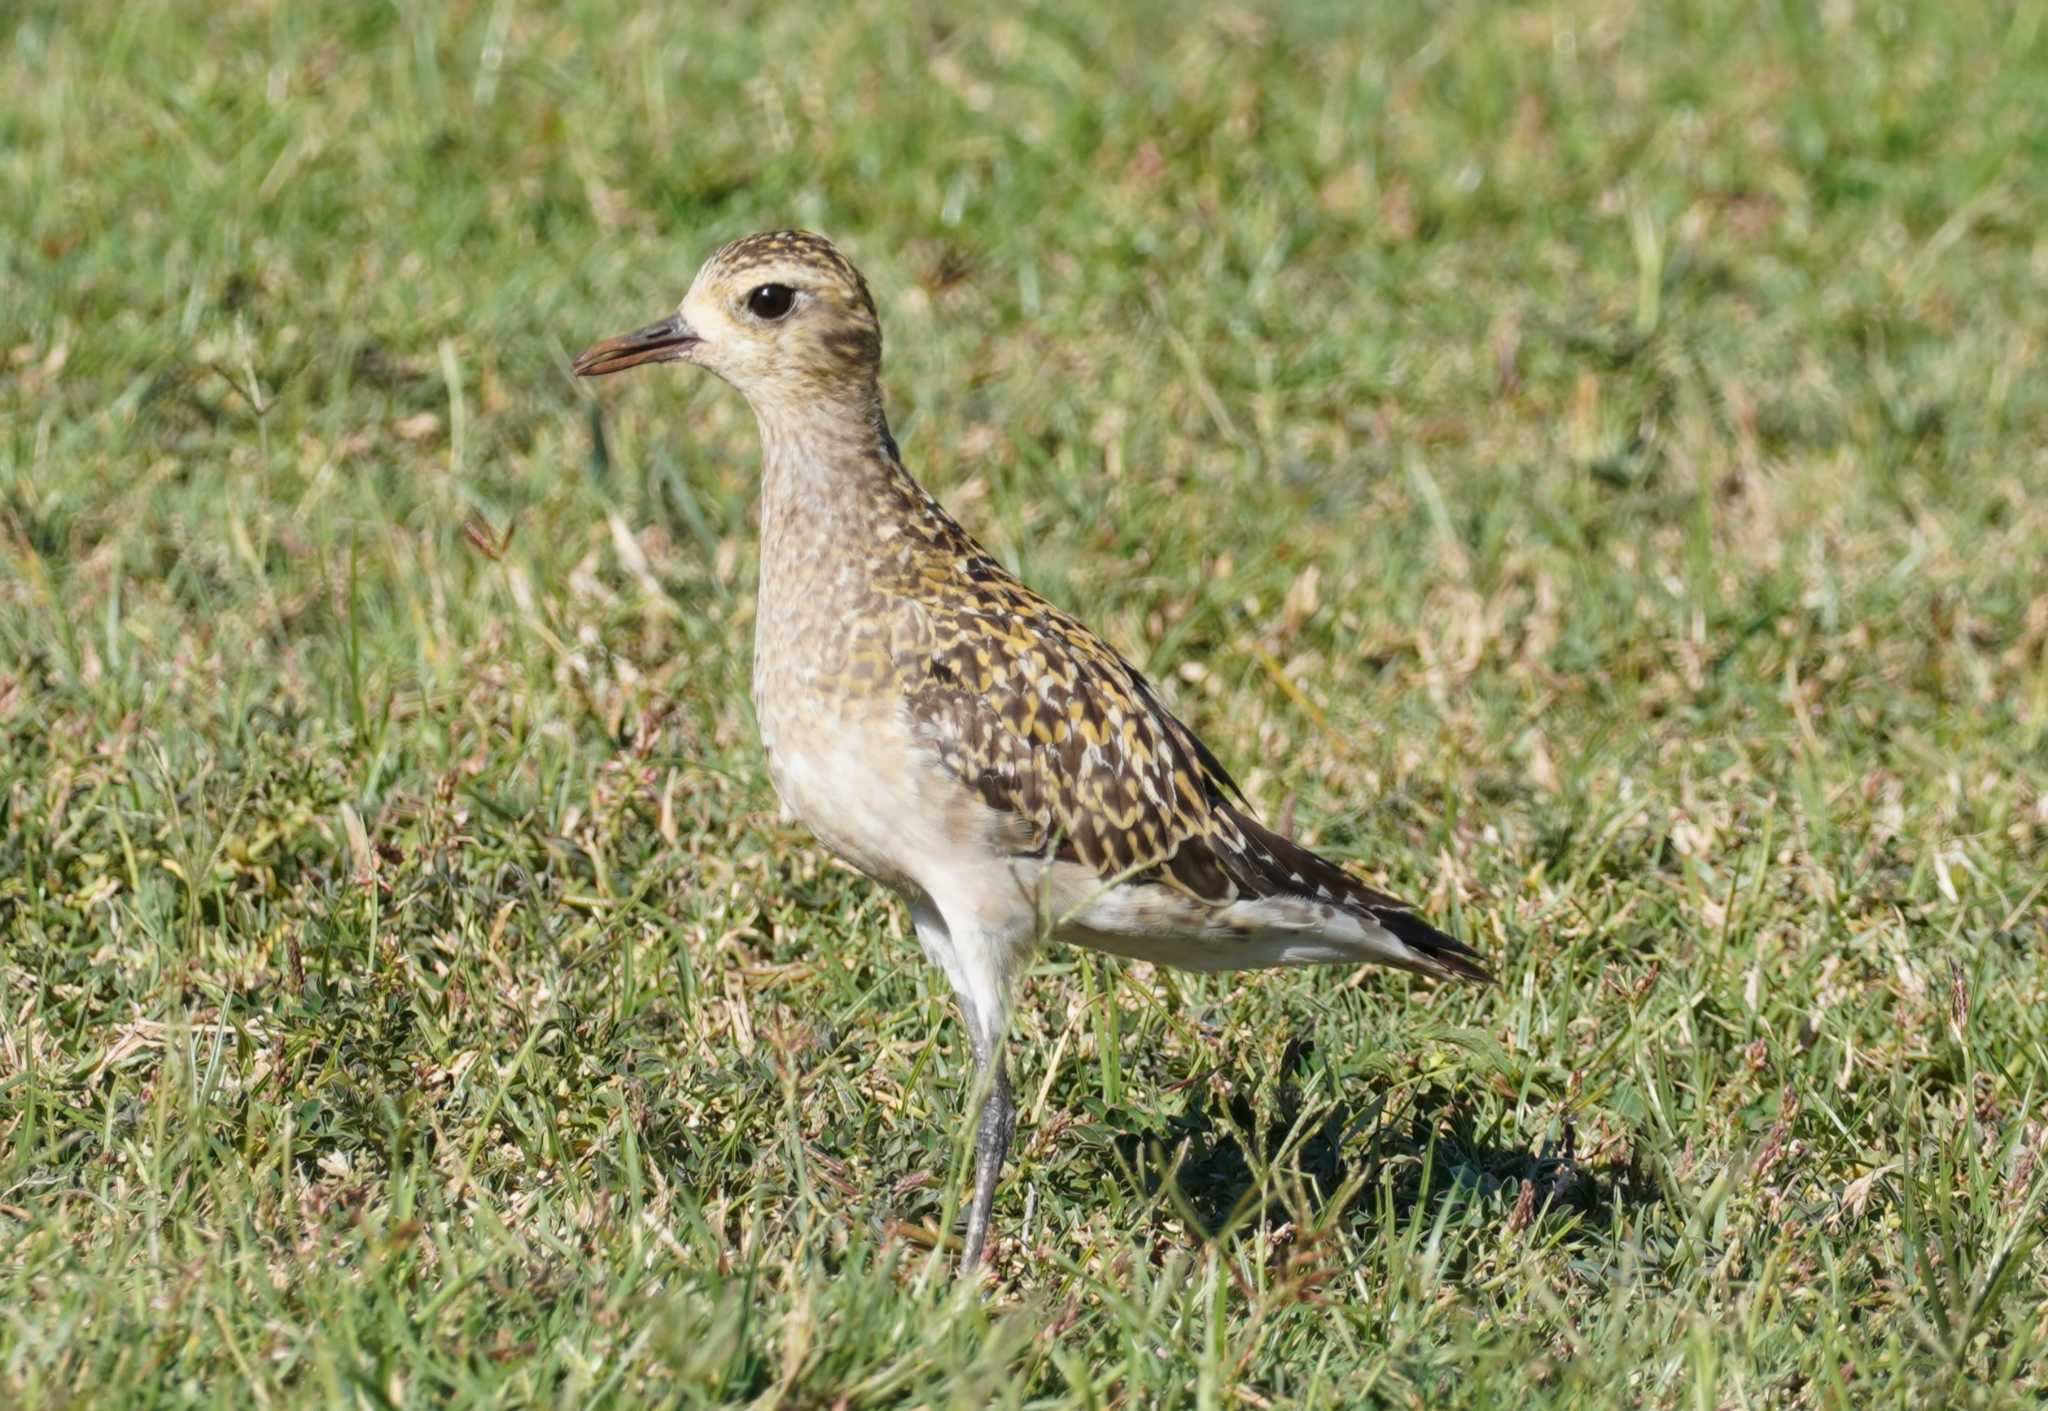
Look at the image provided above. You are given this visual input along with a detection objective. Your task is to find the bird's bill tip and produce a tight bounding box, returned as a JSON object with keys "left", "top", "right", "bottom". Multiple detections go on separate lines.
{"left": 572, "top": 313, "right": 699, "bottom": 377}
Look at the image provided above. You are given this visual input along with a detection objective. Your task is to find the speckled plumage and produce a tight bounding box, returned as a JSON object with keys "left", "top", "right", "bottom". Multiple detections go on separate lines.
{"left": 575, "top": 229, "right": 1489, "bottom": 1271}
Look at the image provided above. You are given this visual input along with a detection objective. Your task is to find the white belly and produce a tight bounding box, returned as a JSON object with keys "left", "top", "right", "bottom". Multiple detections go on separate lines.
{"left": 760, "top": 709, "right": 964, "bottom": 892}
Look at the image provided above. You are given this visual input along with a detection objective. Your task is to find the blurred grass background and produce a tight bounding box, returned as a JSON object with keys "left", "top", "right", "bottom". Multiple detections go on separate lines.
{"left": 3, "top": 0, "right": 2047, "bottom": 1406}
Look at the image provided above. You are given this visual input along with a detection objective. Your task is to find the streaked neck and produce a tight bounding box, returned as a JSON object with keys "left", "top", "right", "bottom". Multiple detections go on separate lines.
{"left": 755, "top": 392, "right": 911, "bottom": 539}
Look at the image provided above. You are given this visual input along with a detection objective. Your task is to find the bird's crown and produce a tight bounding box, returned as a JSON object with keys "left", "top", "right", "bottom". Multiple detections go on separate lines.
{"left": 699, "top": 230, "right": 876, "bottom": 313}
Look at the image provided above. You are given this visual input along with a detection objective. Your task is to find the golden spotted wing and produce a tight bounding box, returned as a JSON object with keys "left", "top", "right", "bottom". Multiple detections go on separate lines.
{"left": 882, "top": 490, "right": 1249, "bottom": 901}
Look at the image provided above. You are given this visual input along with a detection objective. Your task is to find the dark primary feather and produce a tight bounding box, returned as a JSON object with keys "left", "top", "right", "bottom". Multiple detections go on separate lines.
{"left": 1222, "top": 808, "right": 1494, "bottom": 982}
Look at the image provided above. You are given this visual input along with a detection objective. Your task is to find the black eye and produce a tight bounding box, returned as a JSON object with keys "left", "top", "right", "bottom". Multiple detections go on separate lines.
{"left": 746, "top": 284, "right": 796, "bottom": 320}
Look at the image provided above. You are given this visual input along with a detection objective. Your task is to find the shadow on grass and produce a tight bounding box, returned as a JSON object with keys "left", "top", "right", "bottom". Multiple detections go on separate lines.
{"left": 1106, "top": 1046, "right": 1660, "bottom": 1244}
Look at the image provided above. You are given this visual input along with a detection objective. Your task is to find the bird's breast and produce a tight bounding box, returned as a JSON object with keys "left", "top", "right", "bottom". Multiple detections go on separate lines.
{"left": 755, "top": 699, "right": 984, "bottom": 894}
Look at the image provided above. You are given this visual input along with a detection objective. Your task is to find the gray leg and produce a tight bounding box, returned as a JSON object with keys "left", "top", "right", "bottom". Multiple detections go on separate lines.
{"left": 959, "top": 1046, "right": 1015, "bottom": 1273}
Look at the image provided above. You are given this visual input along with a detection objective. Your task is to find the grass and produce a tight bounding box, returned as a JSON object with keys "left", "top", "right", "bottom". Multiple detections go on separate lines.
{"left": 3, "top": 0, "right": 2047, "bottom": 1405}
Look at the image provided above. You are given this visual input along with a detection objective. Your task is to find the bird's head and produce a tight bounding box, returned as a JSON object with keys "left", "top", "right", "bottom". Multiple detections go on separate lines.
{"left": 574, "top": 230, "right": 883, "bottom": 415}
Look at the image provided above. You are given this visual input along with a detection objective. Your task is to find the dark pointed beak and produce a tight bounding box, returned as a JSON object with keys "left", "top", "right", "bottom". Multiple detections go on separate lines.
{"left": 572, "top": 313, "right": 699, "bottom": 377}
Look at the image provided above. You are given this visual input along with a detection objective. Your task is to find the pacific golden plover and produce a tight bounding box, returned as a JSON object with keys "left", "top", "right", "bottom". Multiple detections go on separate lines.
{"left": 574, "top": 230, "right": 1489, "bottom": 1271}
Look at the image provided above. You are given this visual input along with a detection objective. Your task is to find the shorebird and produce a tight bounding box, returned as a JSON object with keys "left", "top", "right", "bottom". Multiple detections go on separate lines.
{"left": 574, "top": 230, "right": 1489, "bottom": 1272}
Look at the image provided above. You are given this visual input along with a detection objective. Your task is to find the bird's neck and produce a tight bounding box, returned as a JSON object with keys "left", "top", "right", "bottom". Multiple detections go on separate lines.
{"left": 752, "top": 394, "right": 926, "bottom": 648}
{"left": 756, "top": 392, "right": 914, "bottom": 537}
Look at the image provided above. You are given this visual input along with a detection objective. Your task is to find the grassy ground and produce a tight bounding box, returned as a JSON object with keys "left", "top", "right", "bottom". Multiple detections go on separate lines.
{"left": 4, "top": 0, "right": 2047, "bottom": 1405}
